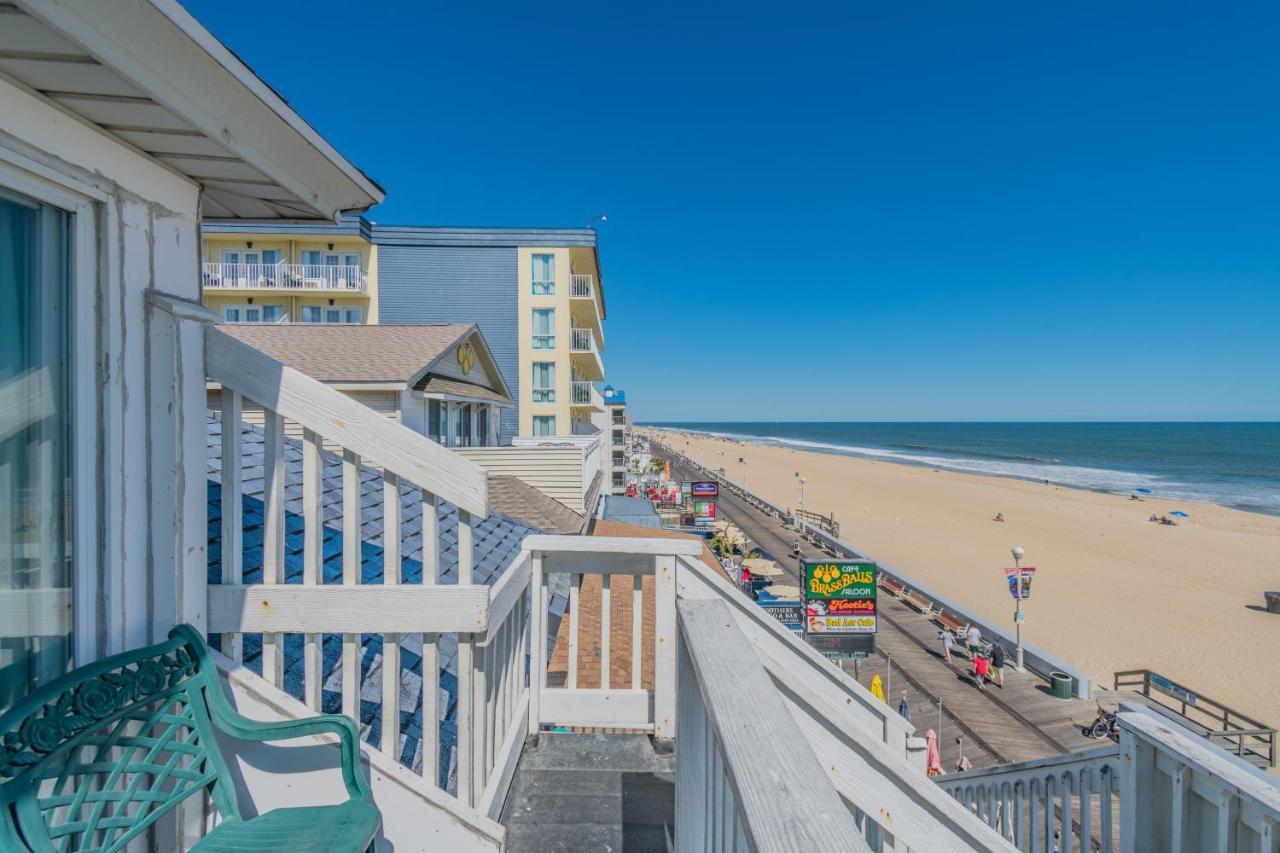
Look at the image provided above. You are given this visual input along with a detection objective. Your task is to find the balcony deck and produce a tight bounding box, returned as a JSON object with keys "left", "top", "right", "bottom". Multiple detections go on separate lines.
{"left": 501, "top": 733, "right": 674, "bottom": 852}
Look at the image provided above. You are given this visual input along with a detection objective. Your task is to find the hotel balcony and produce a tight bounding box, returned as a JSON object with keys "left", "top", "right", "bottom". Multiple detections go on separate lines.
{"left": 570, "top": 273, "right": 594, "bottom": 300}
{"left": 570, "top": 272, "right": 605, "bottom": 351}
{"left": 570, "top": 380, "right": 603, "bottom": 411}
{"left": 569, "top": 326, "right": 605, "bottom": 380}
{"left": 202, "top": 261, "right": 370, "bottom": 293}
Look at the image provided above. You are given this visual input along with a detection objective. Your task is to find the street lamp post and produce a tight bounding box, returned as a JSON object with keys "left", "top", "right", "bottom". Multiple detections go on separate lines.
{"left": 739, "top": 457, "right": 748, "bottom": 490}
{"left": 1012, "top": 544, "right": 1026, "bottom": 671}
{"left": 795, "top": 472, "right": 806, "bottom": 531}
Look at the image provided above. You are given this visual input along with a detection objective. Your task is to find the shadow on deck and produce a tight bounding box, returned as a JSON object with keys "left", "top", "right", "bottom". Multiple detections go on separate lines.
{"left": 501, "top": 733, "right": 674, "bottom": 852}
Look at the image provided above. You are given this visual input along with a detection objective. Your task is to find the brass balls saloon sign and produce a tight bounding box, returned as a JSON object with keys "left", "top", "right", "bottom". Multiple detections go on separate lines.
{"left": 803, "top": 560, "right": 877, "bottom": 635}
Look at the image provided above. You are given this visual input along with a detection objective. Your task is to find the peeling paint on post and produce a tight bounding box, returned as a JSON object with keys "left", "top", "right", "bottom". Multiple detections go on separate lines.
{"left": 654, "top": 554, "right": 677, "bottom": 743}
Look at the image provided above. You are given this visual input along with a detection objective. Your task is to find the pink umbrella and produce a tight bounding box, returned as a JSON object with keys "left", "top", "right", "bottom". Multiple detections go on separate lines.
{"left": 925, "top": 729, "right": 943, "bottom": 777}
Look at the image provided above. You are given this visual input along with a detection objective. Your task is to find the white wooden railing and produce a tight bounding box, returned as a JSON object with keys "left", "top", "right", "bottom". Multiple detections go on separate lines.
{"left": 939, "top": 744, "right": 1121, "bottom": 852}
{"left": 570, "top": 273, "right": 593, "bottom": 298}
{"left": 676, "top": 597, "right": 871, "bottom": 851}
{"left": 202, "top": 262, "right": 369, "bottom": 292}
{"left": 205, "top": 326, "right": 498, "bottom": 810}
{"left": 1119, "top": 707, "right": 1280, "bottom": 852}
{"left": 526, "top": 536, "right": 692, "bottom": 739}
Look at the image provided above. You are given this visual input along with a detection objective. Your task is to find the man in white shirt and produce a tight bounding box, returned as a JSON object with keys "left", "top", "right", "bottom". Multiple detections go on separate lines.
{"left": 965, "top": 624, "right": 982, "bottom": 658}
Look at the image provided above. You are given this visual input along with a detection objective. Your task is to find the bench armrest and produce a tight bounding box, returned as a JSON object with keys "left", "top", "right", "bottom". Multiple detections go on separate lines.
{"left": 209, "top": 703, "right": 371, "bottom": 801}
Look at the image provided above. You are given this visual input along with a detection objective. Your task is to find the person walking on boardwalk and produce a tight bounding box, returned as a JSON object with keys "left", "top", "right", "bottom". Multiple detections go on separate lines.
{"left": 990, "top": 643, "right": 1006, "bottom": 688}
{"left": 940, "top": 627, "right": 956, "bottom": 664}
{"left": 965, "top": 623, "right": 982, "bottom": 659}
{"left": 972, "top": 651, "right": 989, "bottom": 691}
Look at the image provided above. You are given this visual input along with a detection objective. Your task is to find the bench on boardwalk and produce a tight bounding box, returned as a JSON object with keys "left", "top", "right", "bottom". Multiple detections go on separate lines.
{"left": 880, "top": 576, "right": 907, "bottom": 599}
{"left": 0, "top": 625, "right": 380, "bottom": 852}
{"left": 902, "top": 588, "right": 938, "bottom": 616}
{"left": 934, "top": 609, "right": 968, "bottom": 635}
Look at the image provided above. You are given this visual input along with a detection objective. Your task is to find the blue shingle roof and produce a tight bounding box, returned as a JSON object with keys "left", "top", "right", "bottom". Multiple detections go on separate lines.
{"left": 207, "top": 414, "right": 560, "bottom": 792}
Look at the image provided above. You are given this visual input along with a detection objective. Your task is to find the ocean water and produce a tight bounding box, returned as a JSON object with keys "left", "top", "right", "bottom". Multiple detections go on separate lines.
{"left": 645, "top": 422, "right": 1280, "bottom": 516}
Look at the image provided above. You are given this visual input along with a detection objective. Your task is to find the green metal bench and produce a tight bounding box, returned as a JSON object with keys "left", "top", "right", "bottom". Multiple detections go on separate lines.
{"left": 0, "top": 625, "right": 380, "bottom": 852}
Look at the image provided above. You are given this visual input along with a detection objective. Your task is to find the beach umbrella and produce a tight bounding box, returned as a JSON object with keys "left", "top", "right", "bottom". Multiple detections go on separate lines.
{"left": 764, "top": 584, "right": 802, "bottom": 600}
{"left": 1169, "top": 510, "right": 1190, "bottom": 518}
{"left": 897, "top": 692, "right": 911, "bottom": 722}
{"left": 925, "top": 730, "right": 943, "bottom": 777}
{"left": 870, "top": 674, "right": 886, "bottom": 703}
{"left": 742, "top": 558, "right": 783, "bottom": 577}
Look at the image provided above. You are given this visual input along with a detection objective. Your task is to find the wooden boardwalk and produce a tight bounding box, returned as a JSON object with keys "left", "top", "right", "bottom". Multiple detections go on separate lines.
{"left": 661, "top": 450, "right": 1126, "bottom": 774}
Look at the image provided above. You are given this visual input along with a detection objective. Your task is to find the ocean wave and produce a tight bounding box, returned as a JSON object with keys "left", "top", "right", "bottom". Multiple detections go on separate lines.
{"left": 888, "top": 443, "right": 1061, "bottom": 464}
{"left": 647, "top": 425, "right": 1280, "bottom": 514}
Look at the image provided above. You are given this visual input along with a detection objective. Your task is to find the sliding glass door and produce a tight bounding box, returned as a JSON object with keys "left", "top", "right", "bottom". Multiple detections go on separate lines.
{"left": 0, "top": 188, "right": 72, "bottom": 714}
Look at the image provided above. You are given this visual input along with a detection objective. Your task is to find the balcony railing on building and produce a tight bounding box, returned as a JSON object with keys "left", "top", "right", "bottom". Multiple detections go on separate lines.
{"left": 571, "top": 381, "right": 594, "bottom": 406}
{"left": 202, "top": 261, "right": 369, "bottom": 293}
{"left": 570, "top": 273, "right": 593, "bottom": 298}
{"left": 570, "top": 327, "right": 596, "bottom": 353}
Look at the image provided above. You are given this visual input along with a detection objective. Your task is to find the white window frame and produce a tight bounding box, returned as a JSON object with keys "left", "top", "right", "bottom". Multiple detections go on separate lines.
{"left": 532, "top": 415, "right": 556, "bottom": 437}
{"left": 531, "top": 361, "right": 556, "bottom": 403}
{"left": 0, "top": 155, "right": 102, "bottom": 668}
{"left": 222, "top": 304, "right": 283, "bottom": 324}
{"left": 531, "top": 253, "right": 555, "bottom": 295}
{"left": 531, "top": 308, "right": 555, "bottom": 350}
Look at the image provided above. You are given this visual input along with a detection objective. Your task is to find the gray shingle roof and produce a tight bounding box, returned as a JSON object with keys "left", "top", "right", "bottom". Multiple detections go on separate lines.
{"left": 206, "top": 413, "right": 567, "bottom": 792}
{"left": 489, "top": 476, "right": 585, "bottom": 535}
{"left": 216, "top": 323, "right": 473, "bottom": 384}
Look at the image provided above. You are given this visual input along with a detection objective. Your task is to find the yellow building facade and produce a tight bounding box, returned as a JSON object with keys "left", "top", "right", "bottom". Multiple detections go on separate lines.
{"left": 516, "top": 245, "right": 605, "bottom": 438}
{"left": 200, "top": 226, "right": 378, "bottom": 324}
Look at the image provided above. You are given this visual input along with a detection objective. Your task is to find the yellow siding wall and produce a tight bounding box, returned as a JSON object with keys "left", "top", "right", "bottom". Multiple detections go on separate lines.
{"left": 200, "top": 231, "right": 377, "bottom": 323}
{"left": 517, "top": 246, "right": 572, "bottom": 437}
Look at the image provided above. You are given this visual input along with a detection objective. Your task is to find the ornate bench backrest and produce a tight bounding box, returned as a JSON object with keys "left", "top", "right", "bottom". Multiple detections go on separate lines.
{"left": 0, "top": 626, "right": 238, "bottom": 852}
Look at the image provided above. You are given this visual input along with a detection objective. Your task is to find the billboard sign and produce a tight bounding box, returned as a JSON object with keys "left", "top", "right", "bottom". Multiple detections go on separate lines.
{"left": 691, "top": 481, "right": 719, "bottom": 497}
{"left": 803, "top": 560, "right": 878, "bottom": 658}
{"left": 692, "top": 500, "right": 716, "bottom": 519}
{"left": 759, "top": 601, "right": 803, "bottom": 631}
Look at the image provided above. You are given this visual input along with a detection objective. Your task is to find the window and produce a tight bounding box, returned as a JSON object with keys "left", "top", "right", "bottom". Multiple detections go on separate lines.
{"left": 453, "top": 403, "right": 473, "bottom": 447}
{"left": 222, "top": 305, "right": 283, "bottom": 324}
{"left": 532, "top": 308, "right": 555, "bottom": 349}
{"left": 532, "top": 415, "right": 556, "bottom": 437}
{"left": 531, "top": 362, "right": 556, "bottom": 403}
{"left": 531, "top": 253, "right": 555, "bottom": 295}
{"left": 302, "top": 306, "right": 361, "bottom": 324}
{"left": 1, "top": 188, "right": 72, "bottom": 713}
{"left": 428, "top": 399, "right": 443, "bottom": 443}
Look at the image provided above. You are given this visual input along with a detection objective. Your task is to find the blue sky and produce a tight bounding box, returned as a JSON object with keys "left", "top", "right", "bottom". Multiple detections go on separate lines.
{"left": 188, "top": 0, "right": 1280, "bottom": 421}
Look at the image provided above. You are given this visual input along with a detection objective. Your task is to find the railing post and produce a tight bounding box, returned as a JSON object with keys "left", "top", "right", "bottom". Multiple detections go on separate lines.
{"left": 302, "top": 429, "right": 324, "bottom": 711}
{"left": 381, "top": 472, "right": 401, "bottom": 754}
{"left": 218, "top": 390, "right": 242, "bottom": 661}
{"left": 260, "top": 409, "right": 285, "bottom": 688}
{"left": 341, "top": 450, "right": 361, "bottom": 723}
{"left": 654, "top": 554, "right": 677, "bottom": 744}
{"left": 528, "top": 551, "right": 545, "bottom": 738}
{"left": 421, "top": 489, "right": 440, "bottom": 788}
{"left": 456, "top": 507, "right": 475, "bottom": 806}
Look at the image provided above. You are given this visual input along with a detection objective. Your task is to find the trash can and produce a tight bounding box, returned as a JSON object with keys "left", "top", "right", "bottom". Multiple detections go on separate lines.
{"left": 1266, "top": 591, "right": 1280, "bottom": 614}
{"left": 1050, "top": 671, "right": 1073, "bottom": 700}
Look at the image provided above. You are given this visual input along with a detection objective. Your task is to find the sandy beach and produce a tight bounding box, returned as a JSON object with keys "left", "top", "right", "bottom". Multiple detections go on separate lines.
{"left": 644, "top": 428, "right": 1280, "bottom": 729}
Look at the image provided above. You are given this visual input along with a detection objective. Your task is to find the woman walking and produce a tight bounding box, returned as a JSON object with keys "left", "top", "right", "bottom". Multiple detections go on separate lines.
{"left": 940, "top": 628, "right": 956, "bottom": 664}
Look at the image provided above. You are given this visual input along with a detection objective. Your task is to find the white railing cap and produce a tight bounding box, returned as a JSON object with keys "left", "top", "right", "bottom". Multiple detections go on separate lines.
{"left": 523, "top": 534, "right": 704, "bottom": 557}
{"left": 1120, "top": 709, "right": 1280, "bottom": 813}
